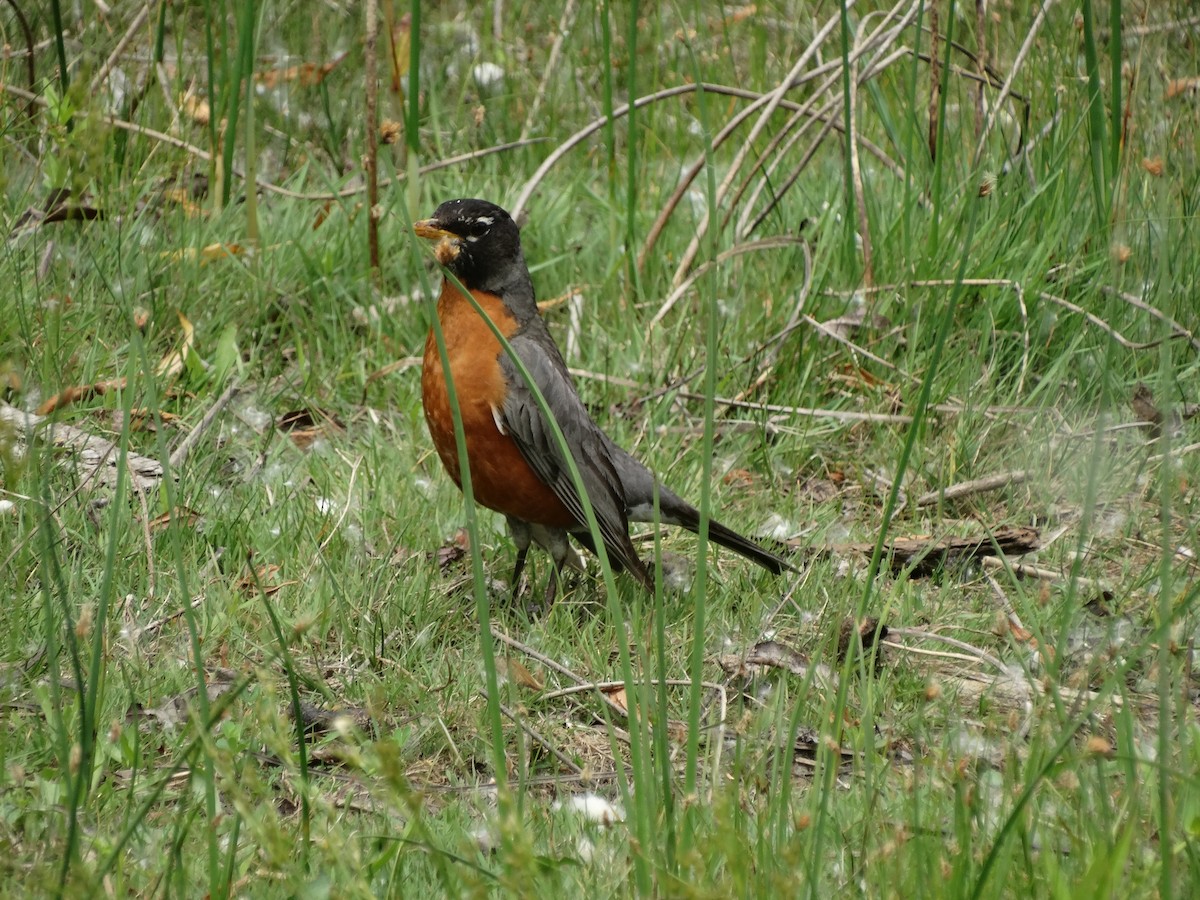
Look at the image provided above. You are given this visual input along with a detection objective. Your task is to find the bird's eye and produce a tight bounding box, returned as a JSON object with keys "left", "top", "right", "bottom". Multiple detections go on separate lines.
{"left": 465, "top": 215, "right": 495, "bottom": 237}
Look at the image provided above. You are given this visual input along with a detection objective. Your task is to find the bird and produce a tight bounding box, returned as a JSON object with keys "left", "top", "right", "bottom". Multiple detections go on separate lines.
{"left": 415, "top": 198, "right": 791, "bottom": 603}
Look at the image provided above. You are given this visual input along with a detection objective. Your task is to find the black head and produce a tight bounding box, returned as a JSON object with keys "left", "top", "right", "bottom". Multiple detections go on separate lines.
{"left": 414, "top": 199, "right": 535, "bottom": 314}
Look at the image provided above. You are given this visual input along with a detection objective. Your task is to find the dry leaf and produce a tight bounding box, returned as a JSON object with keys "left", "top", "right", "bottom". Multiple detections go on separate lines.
{"left": 312, "top": 201, "right": 334, "bottom": 231}
{"left": 795, "top": 476, "right": 841, "bottom": 504}
{"left": 155, "top": 310, "right": 196, "bottom": 379}
{"left": 1165, "top": 76, "right": 1200, "bottom": 100}
{"left": 1007, "top": 620, "right": 1034, "bottom": 643}
{"left": 278, "top": 408, "right": 344, "bottom": 448}
{"left": 722, "top": 468, "right": 756, "bottom": 489}
{"left": 1131, "top": 382, "right": 1163, "bottom": 436}
{"left": 836, "top": 617, "right": 888, "bottom": 665}
{"left": 256, "top": 52, "right": 349, "bottom": 90}
{"left": 830, "top": 363, "right": 888, "bottom": 390}
{"left": 161, "top": 186, "right": 205, "bottom": 217}
{"left": 163, "top": 243, "right": 244, "bottom": 264}
{"left": 121, "top": 407, "right": 181, "bottom": 432}
{"left": 37, "top": 378, "right": 127, "bottom": 415}
{"left": 180, "top": 92, "right": 210, "bottom": 126}
{"left": 663, "top": 720, "right": 690, "bottom": 743}
{"left": 1, "top": 363, "right": 21, "bottom": 396}
{"left": 499, "top": 658, "right": 543, "bottom": 691}
{"left": 146, "top": 506, "right": 202, "bottom": 532}
{"left": 437, "top": 529, "right": 471, "bottom": 572}
{"left": 237, "top": 563, "right": 294, "bottom": 596}
{"left": 601, "top": 685, "right": 628, "bottom": 714}
{"left": 293, "top": 701, "right": 371, "bottom": 736}
{"left": 1084, "top": 735, "right": 1114, "bottom": 758}
{"left": 129, "top": 670, "right": 236, "bottom": 728}
{"left": 725, "top": 4, "right": 758, "bottom": 26}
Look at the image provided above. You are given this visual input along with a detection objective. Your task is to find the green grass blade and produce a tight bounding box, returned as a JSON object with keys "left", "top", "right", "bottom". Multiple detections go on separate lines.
{"left": 1080, "top": 0, "right": 1110, "bottom": 228}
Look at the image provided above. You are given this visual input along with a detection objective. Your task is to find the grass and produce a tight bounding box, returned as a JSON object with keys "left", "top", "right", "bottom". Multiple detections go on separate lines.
{"left": 3, "top": 0, "right": 1200, "bottom": 895}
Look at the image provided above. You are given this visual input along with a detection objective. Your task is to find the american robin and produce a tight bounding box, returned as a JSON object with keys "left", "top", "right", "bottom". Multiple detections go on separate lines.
{"left": 415, "top": 198, "right": 791, "bottom": 602}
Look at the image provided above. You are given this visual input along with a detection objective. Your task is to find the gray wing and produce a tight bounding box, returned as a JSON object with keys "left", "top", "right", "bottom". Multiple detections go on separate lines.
{"left": 499, "top": 329, "right": 649, "bottom": 582}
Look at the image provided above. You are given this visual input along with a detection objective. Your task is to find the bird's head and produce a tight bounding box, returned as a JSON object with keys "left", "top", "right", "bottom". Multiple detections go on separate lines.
{"left": 414, "top": 199, "right": 531, "bottom": 305}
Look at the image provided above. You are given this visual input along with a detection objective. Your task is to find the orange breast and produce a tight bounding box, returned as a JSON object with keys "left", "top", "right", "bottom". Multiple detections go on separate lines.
{"left": 421, "top": 282, "right": 577, "bottom": 528}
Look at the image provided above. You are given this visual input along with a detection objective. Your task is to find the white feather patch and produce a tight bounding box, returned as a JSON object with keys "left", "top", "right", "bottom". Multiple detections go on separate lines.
{"left": 490, "top": 404, "right": 507, "bottom": 435}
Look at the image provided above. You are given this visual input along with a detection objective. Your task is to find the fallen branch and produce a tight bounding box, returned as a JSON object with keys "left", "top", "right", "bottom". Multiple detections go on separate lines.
{"left": 816, "top": 525, "right": 1041, "bottom": 577}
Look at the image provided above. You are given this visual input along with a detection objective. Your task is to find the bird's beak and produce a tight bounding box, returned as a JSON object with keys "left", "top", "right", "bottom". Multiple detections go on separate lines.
{"left": 414, "top": 219, "right": 454, "bottom": 240}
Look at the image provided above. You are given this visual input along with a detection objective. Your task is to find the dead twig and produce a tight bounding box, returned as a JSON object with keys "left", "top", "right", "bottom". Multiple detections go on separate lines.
{"left": 676, "top": 394, "right": 914, "bottom": 425}
{"left": 88, "top": 3, "right": 152, "bottom": 95}
{"left": 980, "top": 555, "right": 1113, "bottom": 598}
{"left": 2, "top": 0, "right": 37, "bottom": 123}
{"left": 884, "top": 626, "right": 1008, "bottom": 674}
{"left": 1147, "top": 441, "right": 1200, "bottom": 465}
{"left": 1100, "top": 285, "right": 1200, "bottom": 352}
{"left": 915, "top": 469, "right": 1029, "bottom": 508}
{"left": 490, "top": 627, "right": 588, "bottom": 685}
{"left": 519, "top": 0, "right": 579, "bottom": 142}
{"left": 802, "top": 313, "right": 911, "bottom": 381}
{"left": 847, "top": 21, "right": 873, "bottom": 286}
{"left": 647, "top": 236, "right": 808, "bottom": 330}
{"left": 497, "top": 700, "right": 584, "bottom": 776}
{"left": 168, "top": 381, "right": 240, "bottom": 470}
{"left": 974, "top": 0, "right": 1056, "bottom": 162}
{"left": 825, "top": 277, "right": 1190, "bottom": 351}
{"left": 927, "top": 1, "right": 940, "bottom": 160}
{"left": 983, "top": 570, "right": 1029, "bottom": 640}
{"left": 0, "top": 83, "right": 540, "bottom": 203}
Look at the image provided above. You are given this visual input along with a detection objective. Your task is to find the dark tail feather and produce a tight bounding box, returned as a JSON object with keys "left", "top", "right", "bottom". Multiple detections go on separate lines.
{"left": 704, "top": 517, "right": 792, "bottom": 574}
{"left": 657, "top": 493, "right": 793, "bottom": 575}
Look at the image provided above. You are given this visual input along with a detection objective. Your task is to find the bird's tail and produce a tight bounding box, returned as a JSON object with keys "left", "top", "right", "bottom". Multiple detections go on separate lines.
{"left": 702, "top": 517, "right": 792, "bottom": 575}
{"left": 652, "top": 489, "right": 793, "bottom": 575}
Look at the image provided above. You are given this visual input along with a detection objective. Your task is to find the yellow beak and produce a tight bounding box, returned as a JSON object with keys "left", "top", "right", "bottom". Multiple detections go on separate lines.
{"left": 414, "top": 219, "right": 454, "bottom": 240}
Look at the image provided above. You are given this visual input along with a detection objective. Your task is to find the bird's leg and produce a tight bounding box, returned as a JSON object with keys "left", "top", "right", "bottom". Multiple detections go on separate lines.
{"left": 511, "top": 546, "right": 530, "bottom": 597}
{"left": 541, "top": 527, "right": 576, "bottom": 609}
{"left": 542, "top": 566, "right": 559, "bottom": 608}
{"left": 506, "top": 517, "right": 533, "bottom": 598}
